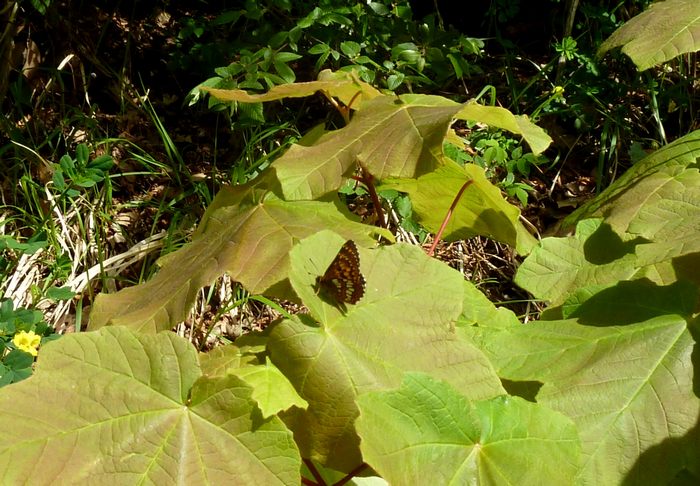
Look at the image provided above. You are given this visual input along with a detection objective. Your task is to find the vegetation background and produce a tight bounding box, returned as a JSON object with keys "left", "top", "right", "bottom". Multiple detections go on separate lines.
{"left": 0, "top": 0, "right": 698, "bottom": 484}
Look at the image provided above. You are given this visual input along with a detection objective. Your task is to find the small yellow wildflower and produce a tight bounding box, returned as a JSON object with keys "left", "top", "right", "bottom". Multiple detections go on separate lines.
{"left": 13, "top": 330, "right": 41, "bottom": 357}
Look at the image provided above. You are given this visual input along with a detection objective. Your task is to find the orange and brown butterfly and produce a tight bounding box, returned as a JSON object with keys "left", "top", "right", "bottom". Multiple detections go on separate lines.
{"left": 316, "top": 240, "right": 366, "bottom": 306}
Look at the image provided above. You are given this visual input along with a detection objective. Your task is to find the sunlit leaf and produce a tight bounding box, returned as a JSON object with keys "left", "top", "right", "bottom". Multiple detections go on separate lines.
{"left": 598, "top": 0, "right": 700, "bottom": 70}
{"left": 357, "top": 373, "right": 581, "bottom": 485}
{"left": 0, "top": 327, "right": 301, "bottom": 484}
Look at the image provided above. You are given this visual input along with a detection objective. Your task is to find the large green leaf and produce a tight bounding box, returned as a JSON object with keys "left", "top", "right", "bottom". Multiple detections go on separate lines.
{"left": 356, "top": 373, "right": 581, "bottom": 485}
{"left": 382, "top": 159, "right": 537, "bottom": 254}
{"left": 273, "top": 94, "right": 464, "bottom": 200}
{"left": 562, "top": 129, "right": 700, "bottom": 234}
{"left": 207, "top": 82, "right": 549, "bottom": 202}
{"left": 0, "top": 327, "right": 301, "bottom": 484}
{"left": 518, "top": 133, "right": 700, "bottom": 305}
{"left": 273, "top": 94, "right": 551, "bottom": 200}
{"left": 89, "top": 184, "right": 386, "bottom": 332}
{"left": 266, "top": 232, "right": 504, "bottom": 471}
{"left": 515, "top": 218, "right": 642, "bottom": 304}
{"left": 465, "top": 316, "right": 699, "bottom": 485}
{"left": 598, "top": 0, "right": 700, "bottom": 70}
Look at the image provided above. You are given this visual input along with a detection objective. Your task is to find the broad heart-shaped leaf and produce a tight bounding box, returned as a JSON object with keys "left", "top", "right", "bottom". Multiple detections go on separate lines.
{"left": 89, "top": 183, "right": 387, "bottom": 333}
{"left": 382, "top": 159, "right": 537, "bottom": 255}
{"left": 515, "top": 218, "right": 648, "bottom": 305}
{"left": 455, "top": 101, "right": 552, "bottom": 155}
{"left": 0, "top": 327, "right": 301, "bottom": 484}
{"left": 598, "top": 0, "right": 700, "bottom": 70}
{"left": 561, "top": 128, "right": 700, "bottom": 234}
{"left": 267, "top": 232, "right": 504, "bottom": 472}
{"left": 272, "top": 93, "right": 549, "bottom": 201}
{"left": 273, "top": 94, "right": 464, "bottom": 200}
{"left": 464, "top": 316, "right": 699, "bottom": 485}
{"left": 356, "top": 373, "right": 581, "bottom": 485}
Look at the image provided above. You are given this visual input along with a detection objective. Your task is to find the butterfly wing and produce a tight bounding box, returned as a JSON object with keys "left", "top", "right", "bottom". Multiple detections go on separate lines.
{"left": 317, "top": 240, "right": 365, "bottom": 305}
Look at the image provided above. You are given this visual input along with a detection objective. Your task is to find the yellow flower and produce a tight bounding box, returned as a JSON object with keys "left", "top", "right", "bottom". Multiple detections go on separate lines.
{"left": 13, "top": 330, "right": 41, "bottom": 357}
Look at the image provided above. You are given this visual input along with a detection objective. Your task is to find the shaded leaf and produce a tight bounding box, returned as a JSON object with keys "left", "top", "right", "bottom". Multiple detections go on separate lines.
{"left": 558, "top": 279, "right": 698, "bottom": 324}
{"left": 515, "top": 219, "right": 644, "bottom": 305}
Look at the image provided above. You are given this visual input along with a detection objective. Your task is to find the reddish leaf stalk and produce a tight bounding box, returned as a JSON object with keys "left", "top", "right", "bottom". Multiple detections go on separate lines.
{"left": 303, "top": 458, "right": 327, "bottom": 486}
{"left": 324, "top": 90, "right": 362, "bottom": 125}
{"left": 333, "top": 463, "right": 369, "bottom": 486}
{"left": 355, "top": 162, "right": 386, "bottom": 228}
{"left": 427, "top": 179, "right": 473, "bottom": 256}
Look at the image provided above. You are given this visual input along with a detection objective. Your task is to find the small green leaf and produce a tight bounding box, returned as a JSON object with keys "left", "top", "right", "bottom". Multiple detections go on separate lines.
{"left": 87, "top": 154, "right": 114, "bottom": 171}
{"left": 273, "top": 61, "right": 296, "bottom": 84}
{"left": 4, "top": 349, "right": 34, "bottom": 369}
{"left": 75, "top": 144, "right": 89, "bottom": 165}
{"left": 368, "top": 2, "right": 390, "bottom": 15}
{"left": 386, "top": 73, "right": 404, "bottom": 90}
{"left": 308, "top": 43, "right": 329, "bottom": 55}
{"left": 59, "top": 154, "right": 74, "bottom": 171}
{"left": 273, "top": 51, "right": 302, "bottom": 63}
{"left": 391, "top": 42, "right": 421, "bottom": 63}
{"left": 28, "top": 0, "right": 51, "bottom": 15}
{"left": 45, "top": 286, "right": 76, "bottom": 301}
{"left": 340, "top": 41, "right": 361, "bottom": 58}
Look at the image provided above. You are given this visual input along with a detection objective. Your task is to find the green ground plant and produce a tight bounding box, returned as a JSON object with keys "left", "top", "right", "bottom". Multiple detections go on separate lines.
{"left": 0, "top": 299, "right": 58, "bottom": 386}
{"left": 0, "top": 0, "right": 698, "bottom": 484}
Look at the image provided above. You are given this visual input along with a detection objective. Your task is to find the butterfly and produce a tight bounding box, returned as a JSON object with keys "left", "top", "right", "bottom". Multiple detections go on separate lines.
{"left": 316, "top": 240, "right": 365, "bottom": 306}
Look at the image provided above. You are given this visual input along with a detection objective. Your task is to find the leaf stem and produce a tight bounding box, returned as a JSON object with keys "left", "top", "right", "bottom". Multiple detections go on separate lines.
{"left": 356, "top": 162, "right": 386, "bottom": 228}
{"left": 427, "top": 179, "right": 473, "bottom": 256}
{"left": 303, "top": 458, "right": 327, "bottom": 486}
{"left": 333, "top": 463, "right": 369, "bottom": 485}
